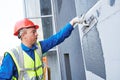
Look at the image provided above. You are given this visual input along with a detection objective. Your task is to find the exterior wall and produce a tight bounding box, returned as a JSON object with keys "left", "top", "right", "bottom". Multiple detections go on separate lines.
{"left": 23, "top": 0, "right": 120, "bottom": 80}
{"left": 54, "top": 0, "right": 86, "bottom": 80}
{"left": 76, "top": 0, "right": 120, "bottom": 80}
{"left": 97, "top": 0, "right": 120, "bottom": 80}
{"left": 75, "top": 0, "right": 106, "bottom": 80}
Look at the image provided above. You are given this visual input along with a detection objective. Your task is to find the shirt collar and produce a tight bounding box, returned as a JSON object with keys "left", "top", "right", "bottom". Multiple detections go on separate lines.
{"left": 21, "top": 43, "right": 38, "bottom": 51}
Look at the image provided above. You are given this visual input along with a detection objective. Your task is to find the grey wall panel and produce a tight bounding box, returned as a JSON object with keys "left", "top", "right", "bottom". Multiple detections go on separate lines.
{"left": 58, "top": 28, "right": 86, "bottom": 80}
{"left": 82, "top": 26, "right": 106, "bottom": 79}
{"left": 54, "top": 0, "right": 86, "bottom": 80}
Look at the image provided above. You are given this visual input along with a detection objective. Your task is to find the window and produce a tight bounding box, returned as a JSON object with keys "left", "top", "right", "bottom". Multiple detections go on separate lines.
{"left": 109, "top": 0, "right": 115, "bottom": 6}
{"left": 24, "top": 0, "right": 55, "bottom": 39}
{"left": 40, "top": 0, "right": 54, "bottom": 39}
{"left": 40, "top": 0, "right": 52, "bottom": 15}
{"left": 24, "top": 1, "right": 60, "bottom": 80}
{"left": 41, "top": 17, "right": 53, "bottom": 39}
{"left": 64, "top": 54, "right": 72, "bottom": 80}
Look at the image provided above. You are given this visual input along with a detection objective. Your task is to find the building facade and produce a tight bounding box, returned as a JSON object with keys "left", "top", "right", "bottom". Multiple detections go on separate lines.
{"left": 23, "top": 0, "right": 120, "bottom": 80}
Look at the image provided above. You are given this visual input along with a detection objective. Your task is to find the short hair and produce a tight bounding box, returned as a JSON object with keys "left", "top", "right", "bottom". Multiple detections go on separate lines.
{"left": 18, "top": 28, "right": 27, "bottom": 39}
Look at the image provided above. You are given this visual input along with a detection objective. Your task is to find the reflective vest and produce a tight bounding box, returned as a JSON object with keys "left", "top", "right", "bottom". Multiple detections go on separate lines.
{"left": 5, "top": 43, "right": 44, "bottom": 80}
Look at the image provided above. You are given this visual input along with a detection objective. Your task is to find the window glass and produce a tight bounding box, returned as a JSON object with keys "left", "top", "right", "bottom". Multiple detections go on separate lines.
{"left": 24, "top": 0, "right": 40, "bottom": 17}
{"left": 40, "top": 0, "right": 52, "bottom": 15}
{"left": 109, "top": 0, "right": 115, "bottom": 6}
{"left": 41, "top": 17, "right": 53, "bottom": 39}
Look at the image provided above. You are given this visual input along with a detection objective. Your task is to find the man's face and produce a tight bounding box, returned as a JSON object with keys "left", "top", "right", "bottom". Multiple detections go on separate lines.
{"left": 24, "top": 27, "right": 38, "bottom": 45}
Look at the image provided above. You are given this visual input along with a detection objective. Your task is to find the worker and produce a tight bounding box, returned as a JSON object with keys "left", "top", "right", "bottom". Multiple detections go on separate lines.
{"left": 0, "top": 15, "right": 85, "bottom": 80}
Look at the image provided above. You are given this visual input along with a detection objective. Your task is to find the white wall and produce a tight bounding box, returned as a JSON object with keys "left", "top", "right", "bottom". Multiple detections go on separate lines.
{"left": 0, "top": 0, "right": 24, "bottom": 57}
{"left": 84, "top": 0, "right": 120, "bottom": 80}
{"left": 97, "top": 0, "right": 120, "bottom": 80}
{"left": 76, "top": 0, "right": 120, "bottom": 80}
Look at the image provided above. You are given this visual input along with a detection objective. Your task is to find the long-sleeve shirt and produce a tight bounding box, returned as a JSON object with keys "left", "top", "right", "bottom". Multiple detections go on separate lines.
{"left": 0, "top": 23, "right": 74, "bottom": 80}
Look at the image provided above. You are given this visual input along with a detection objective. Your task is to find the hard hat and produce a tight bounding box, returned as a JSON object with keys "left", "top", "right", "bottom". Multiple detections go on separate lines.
{"left": 14, "top": 18, "right": 39, "bottom": 36}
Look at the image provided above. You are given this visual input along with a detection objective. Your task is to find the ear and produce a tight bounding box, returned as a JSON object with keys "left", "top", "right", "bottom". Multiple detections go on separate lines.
{"left": 21, "top": 31, "right": 27, "bottom": 39}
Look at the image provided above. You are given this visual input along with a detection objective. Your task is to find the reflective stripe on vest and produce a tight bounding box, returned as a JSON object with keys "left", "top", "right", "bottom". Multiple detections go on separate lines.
{"left": 6, "top": 42, "right": 44, "bottom": 80}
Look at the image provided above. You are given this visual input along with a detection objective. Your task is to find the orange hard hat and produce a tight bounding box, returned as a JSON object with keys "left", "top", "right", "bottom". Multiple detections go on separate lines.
{"left": 14, "top": 18, "right": 39, "bottom": 36}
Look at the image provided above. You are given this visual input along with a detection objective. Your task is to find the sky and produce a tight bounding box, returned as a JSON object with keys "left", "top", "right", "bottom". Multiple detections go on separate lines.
{"left": 0, "top": 0, "right": 24, "bottom": 56}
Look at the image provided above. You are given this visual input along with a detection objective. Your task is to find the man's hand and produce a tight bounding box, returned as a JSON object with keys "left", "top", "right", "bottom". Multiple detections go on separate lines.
{"left": 70, "top": 14, "right": 85, "bottom": 26}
